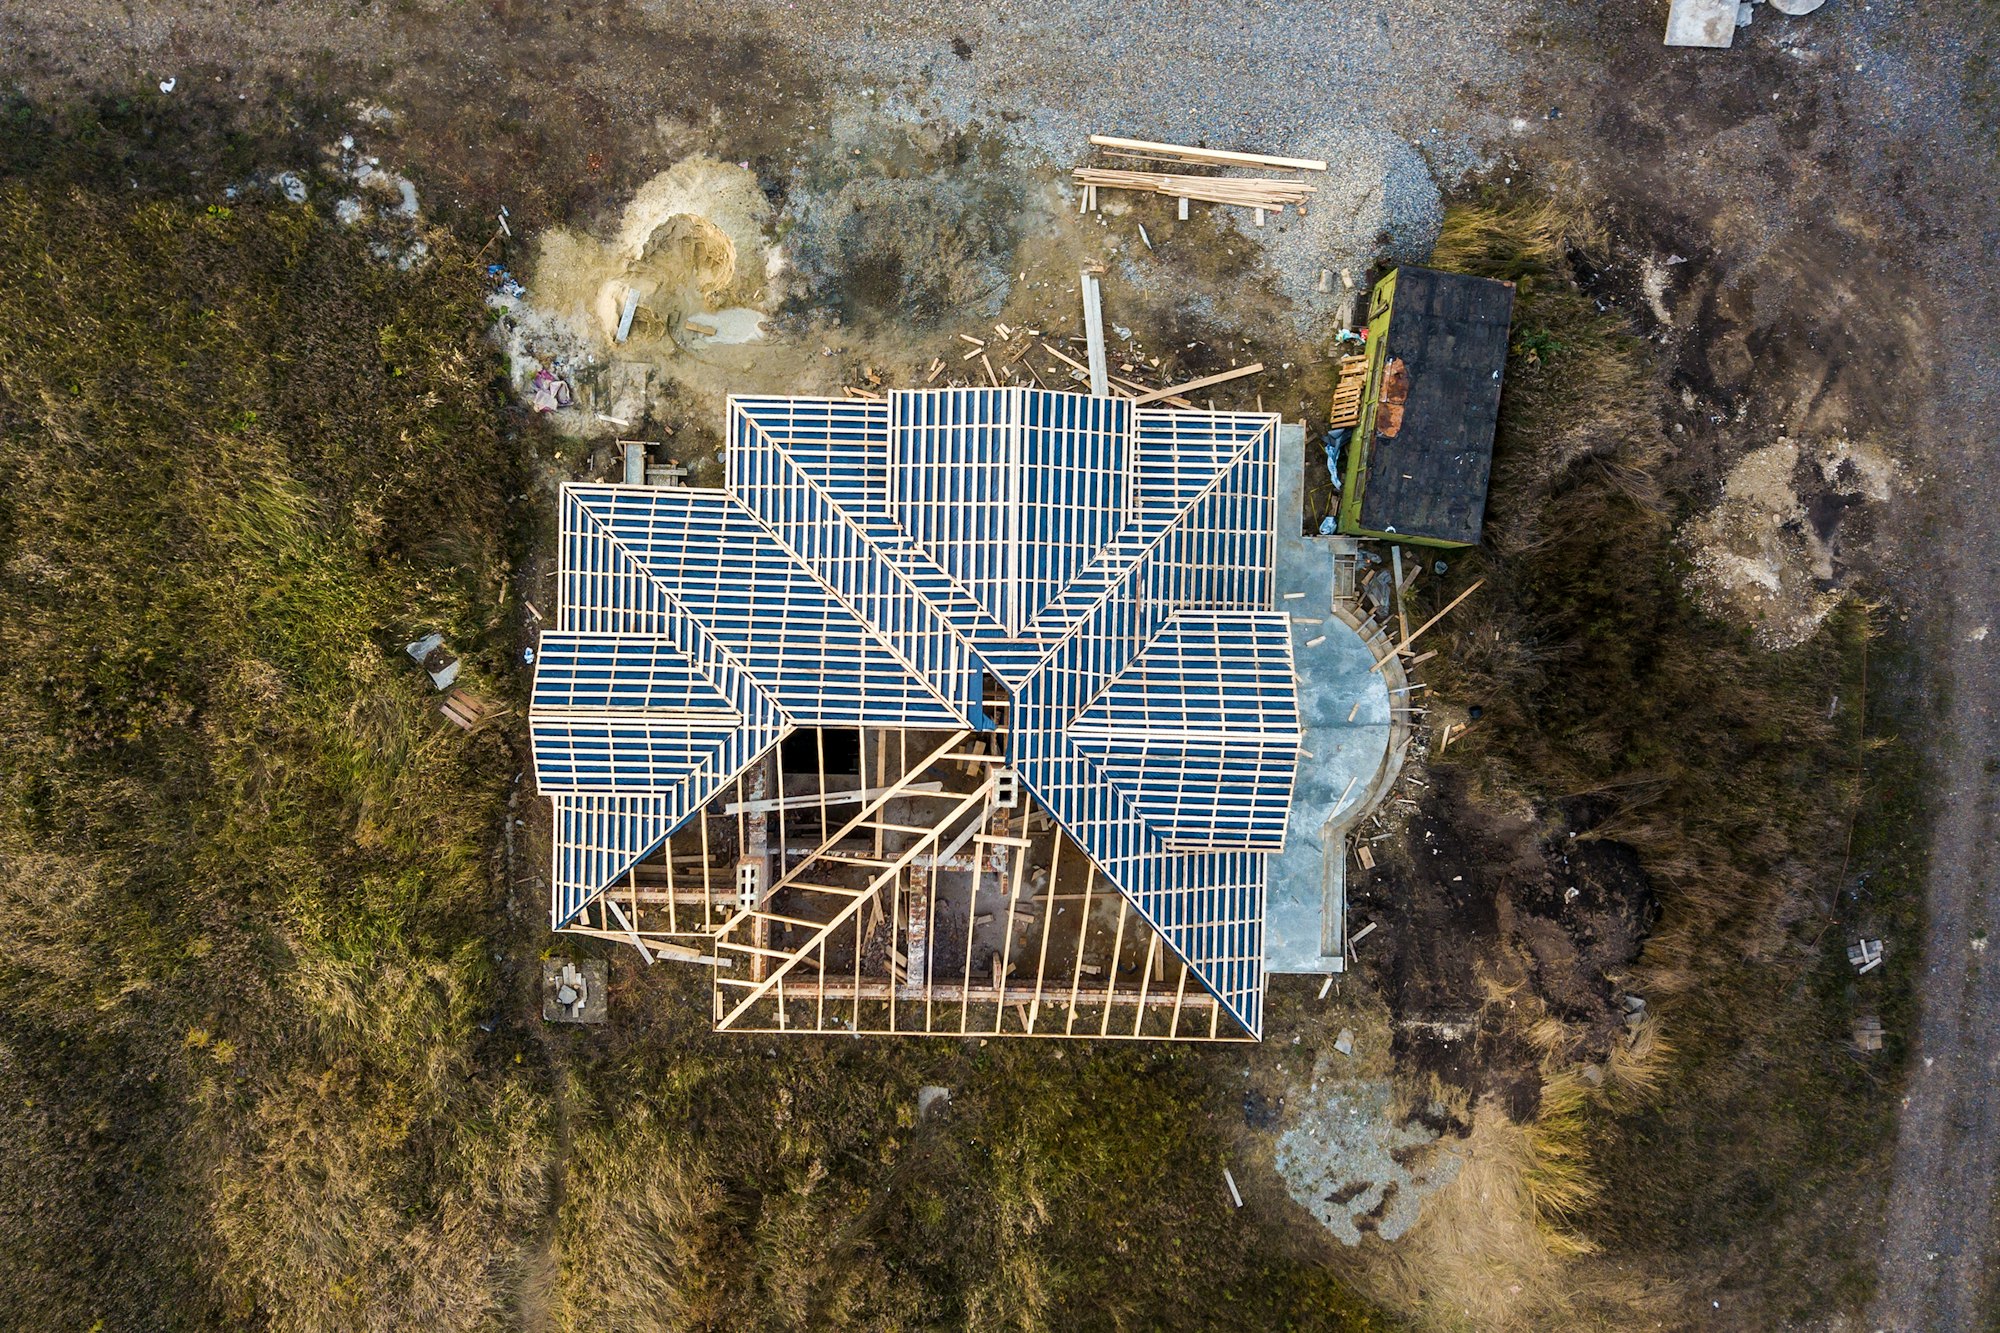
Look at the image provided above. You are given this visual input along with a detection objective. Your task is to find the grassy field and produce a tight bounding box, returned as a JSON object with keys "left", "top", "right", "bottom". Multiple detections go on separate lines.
{"left": 0, "top": 109, "right": 1391, "bottom": 1332}
{"left": 1418, "top": 197, "right": 1919, "bottom": 1320}
{"left": 0, "top": 98, "right": 1924, "bottom": 1331}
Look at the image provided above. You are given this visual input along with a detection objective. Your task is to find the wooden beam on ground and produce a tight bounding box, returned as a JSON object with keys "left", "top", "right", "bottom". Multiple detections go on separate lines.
{"left": 1391, "top": 545, "right": 1411, "bottom": 646}
{"left": 1080, "top": 271, "right": 1109, "bottom": 397}
{"left": 1088, "top": 134, "right": 1328, "bottom": 173}
{"left": 1129, "top": 362, "right": 1264, "bottom": 406}
{"left": 1372, "top": 578, "right": 1487, "bottom": 672}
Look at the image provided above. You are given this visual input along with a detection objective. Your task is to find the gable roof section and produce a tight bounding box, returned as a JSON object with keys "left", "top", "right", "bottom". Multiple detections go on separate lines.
{"left": 533, "top": 390, "right": 1296, "bottom": 1034}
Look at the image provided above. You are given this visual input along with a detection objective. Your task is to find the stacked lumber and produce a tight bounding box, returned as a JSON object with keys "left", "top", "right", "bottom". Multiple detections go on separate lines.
{"left": 1073, "top": 166, "right": 1313, "bottom": 212}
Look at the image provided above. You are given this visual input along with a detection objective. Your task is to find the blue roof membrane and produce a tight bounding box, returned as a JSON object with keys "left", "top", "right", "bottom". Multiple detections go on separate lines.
{"left": 535, "top": 391, "right": 1294, "bottom": 1031}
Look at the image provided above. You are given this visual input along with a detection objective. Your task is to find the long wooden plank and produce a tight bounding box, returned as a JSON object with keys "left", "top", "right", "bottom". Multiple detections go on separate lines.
{"left": 1129, "top": 362, "right": 1265, "bottom": 406}
{"left": 1089, "top": 134, "right": 1327, "bottom": 173}
{"left": 1371, "top": 578, "right": 1487, "bottom": 672}
{"left": 1081, "top": 271, "right": 1109, "bottom": 398}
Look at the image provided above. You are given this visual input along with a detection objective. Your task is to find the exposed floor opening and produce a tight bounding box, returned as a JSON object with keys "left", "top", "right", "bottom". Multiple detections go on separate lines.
{"left": 560, "top": 723, "right": 1250, "bottom": 1041}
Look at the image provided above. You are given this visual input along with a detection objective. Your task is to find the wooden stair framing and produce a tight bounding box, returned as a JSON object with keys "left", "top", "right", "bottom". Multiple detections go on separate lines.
{"left": 710, "top": 730, "right": 992, "bottom": 1030}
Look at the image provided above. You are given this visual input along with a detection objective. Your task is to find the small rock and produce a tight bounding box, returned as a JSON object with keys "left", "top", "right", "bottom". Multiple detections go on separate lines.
{"left": 1334, "top": 1028, "right": 1355, "bottom": 1057}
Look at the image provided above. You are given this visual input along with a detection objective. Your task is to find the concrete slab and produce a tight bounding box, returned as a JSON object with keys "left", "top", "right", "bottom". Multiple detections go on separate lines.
{"left": 1265, "top": 424, "right": 1392, "bottom": 974}
{"left": 1665, "top": 0, "right": 1737, "bottom": 46}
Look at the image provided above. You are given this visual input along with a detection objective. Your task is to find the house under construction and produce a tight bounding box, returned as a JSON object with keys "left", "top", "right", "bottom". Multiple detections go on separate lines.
{"left": 531, "top": 386, "right": 1404, "bottom": 1042}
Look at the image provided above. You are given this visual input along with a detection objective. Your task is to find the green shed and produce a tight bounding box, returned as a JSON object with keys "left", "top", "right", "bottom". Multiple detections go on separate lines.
{"left": 1335, "top": 266, "right": 1515, "bottom": 548}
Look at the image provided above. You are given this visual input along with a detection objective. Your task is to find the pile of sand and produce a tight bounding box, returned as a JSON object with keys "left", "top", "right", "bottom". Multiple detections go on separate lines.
{"left": 528, "top": 156, "right": 774, "bottom": 352}
{"left": 1683, "top": 435, "right": 1897, "bottom": 648}
{"left": 490, "top": 156, "right": 782, "bottom": 432}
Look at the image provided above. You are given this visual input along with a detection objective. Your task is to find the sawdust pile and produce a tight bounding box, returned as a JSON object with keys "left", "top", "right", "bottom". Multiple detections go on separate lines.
{"left": 528, "top": 155, "right": 774, "bottom": 351}
{"left": 1682, "top": 435, "right": 1897, "bottom": 649}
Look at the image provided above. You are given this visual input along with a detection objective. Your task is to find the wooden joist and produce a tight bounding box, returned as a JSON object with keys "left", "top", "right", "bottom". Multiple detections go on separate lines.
{"left": 1088, "top": 134, "right": 1328, "bottom": 173}
{"left": 1073, "top": 167, "right": 1313, "bottom": 212}
{"left": 1129, "top": 362, "right": 1264, "bottom": 406}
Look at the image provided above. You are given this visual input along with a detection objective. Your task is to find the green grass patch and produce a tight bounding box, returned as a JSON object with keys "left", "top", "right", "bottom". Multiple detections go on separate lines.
{"left": 0, "top": 172, "right": 542, "bottom": 1330}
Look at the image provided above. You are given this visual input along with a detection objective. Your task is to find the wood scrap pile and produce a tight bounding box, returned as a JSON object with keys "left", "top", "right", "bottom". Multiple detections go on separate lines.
{"left": 1329, "top": 354, "right": 1368, "bottom": 427}
{"left": 1073, "top": 166, "right": 1313, "bottom": 212}
{"left": 1076, "top": 133, "right": 1325, "bottom": 218}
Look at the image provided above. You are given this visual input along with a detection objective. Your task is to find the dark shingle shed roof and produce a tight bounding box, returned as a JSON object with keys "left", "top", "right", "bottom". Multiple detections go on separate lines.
{"left": 1357, "top": 267, "right": 1514, "bottom": 546}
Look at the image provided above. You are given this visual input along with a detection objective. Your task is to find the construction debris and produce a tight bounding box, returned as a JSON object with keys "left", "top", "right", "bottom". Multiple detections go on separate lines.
{"left": 404, "top": 632, "right": 460, "bottom": 689}
{"left": 439, "top": 687, "right": 501, "bottom": 730}
{"left": 1371, "top": 578, "right": 1487, "bottom": 672}
{"left": 1848, "top": 938, "right": 1884, "bottom": 974}
{"left": 1665, "top": 0, "right": 1742, "bottom": 46}
{"left": 1328, "top": 355, "right": 1368, "bottom": 428}
{"left": 542, "top": 958, "right": 608, "bottom": 1023}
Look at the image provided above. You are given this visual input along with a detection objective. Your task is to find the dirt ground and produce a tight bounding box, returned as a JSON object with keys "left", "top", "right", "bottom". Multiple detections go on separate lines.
{"left": 5, "top": 0, "right": 1998, "bottom": 1327}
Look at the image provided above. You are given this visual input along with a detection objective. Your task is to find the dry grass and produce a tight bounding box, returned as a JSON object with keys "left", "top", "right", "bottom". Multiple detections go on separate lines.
{"left": 1415, "top": 194, "right": 1901, "bottom": 1321}
{"left": 1346, "top": 1100, "right": 1678, "bottom": 1332}
{"left": 0, "top": 171, "right": 545, "bottom": 1329}
{"left": 1428, "top": 195, "right": 1657, "bottom": 556}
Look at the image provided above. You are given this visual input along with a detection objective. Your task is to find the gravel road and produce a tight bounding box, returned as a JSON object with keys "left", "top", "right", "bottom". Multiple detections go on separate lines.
{"left": 1866, "top": 65, "right": 2000, "bottom": 1333}
{"left": 1837, "top": 5, "right": 2000, "bottom": 1326}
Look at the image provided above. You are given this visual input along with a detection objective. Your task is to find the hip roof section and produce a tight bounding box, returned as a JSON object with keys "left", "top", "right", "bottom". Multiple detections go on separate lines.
{"left": 532, "top": 388, "right": 1298, "bottom": 1034}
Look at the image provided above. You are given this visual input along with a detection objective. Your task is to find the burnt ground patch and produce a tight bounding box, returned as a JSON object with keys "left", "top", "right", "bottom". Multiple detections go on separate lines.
{"left": 1349, "top": 770, "right": 1655, "bottom": 1122}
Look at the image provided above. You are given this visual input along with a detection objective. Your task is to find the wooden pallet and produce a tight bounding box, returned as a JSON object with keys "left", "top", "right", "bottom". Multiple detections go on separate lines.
{"left": 1328, "top": 355, "right": 1368, "bottom": 428}
{"left": 440, "top": 688, "right": 501, "bottom": 730}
